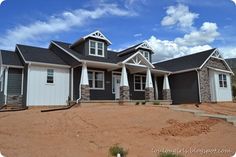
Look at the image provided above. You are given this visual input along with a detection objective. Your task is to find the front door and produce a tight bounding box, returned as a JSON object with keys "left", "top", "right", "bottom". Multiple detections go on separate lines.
{"left": 114, "top": 76, "right": 121, "bottom": 99}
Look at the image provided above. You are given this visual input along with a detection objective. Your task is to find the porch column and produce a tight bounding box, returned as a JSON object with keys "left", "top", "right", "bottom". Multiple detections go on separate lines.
{"left": 162, "top": 74, "right": 171, "bottom": 100}
{"left": 80, "top": 62, "right": 90, "bottom": 101}
{"left": 120, "top": 64, "right": 129, "bottom": 101}
{"left": 145, "top": 68, "right": 154, "bottom": 101}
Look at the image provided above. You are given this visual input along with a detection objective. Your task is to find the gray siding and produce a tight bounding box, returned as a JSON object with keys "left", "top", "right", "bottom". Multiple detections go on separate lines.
{"left": 169, "top": 71, "right": 199, "bottom": 104}
{"left": 7, "top": 68, "right": 22, "bottom": 95}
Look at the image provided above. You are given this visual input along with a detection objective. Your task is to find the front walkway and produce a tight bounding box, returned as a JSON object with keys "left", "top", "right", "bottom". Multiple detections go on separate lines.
{"left": 162, "top": 105, "right": 236, "bottom": 126}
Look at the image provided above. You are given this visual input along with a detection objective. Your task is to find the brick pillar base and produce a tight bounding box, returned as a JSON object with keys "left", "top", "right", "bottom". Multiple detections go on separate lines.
{"left": 163, "top": 89, "right": 171, "bottom": 100}
{"left": 145, "top": 87, "right": 154, "bottom": 101}
{"left": 81, "top": 85, "right": 90, "bottom": 100}
{"left": 120, "top": 86, "right": 130, "bottom": 101}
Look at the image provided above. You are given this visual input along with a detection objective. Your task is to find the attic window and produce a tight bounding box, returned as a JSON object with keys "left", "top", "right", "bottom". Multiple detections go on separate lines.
{"left": 89, "top": 40, "right": 104, "bottom": 57}
{"left": 140, "top": 50, "right": 150, "bottom": 61}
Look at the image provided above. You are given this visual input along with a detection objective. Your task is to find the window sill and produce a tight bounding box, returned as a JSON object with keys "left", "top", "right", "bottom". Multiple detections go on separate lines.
{"left": 45, "top": 83, "right": 55, "bottom": 86}
{"left": 89, "top": 88, "right": 105, "bottom": 90}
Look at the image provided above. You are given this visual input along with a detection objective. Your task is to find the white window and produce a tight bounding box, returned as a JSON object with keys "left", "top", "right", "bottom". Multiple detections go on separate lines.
{"left": 47, "top": 69, "right": 54, "bottom": 84}
{"left": 88, "top": 70, "right": 104, "bottom": 90}
{"left": 219, "top": 74, "right": 227, "bottom": 88}
{"left": 140, "top": 50, "right": 150, "bottom": 61}
{"left": 134, "top": 75, "right": 146, "bottom": 91}
{"left": 89, "top": 40, "right": 104, "bottom": 57}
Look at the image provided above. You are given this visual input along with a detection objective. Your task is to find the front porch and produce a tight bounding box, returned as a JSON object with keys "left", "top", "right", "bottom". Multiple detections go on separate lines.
{"left": 73, "top": 52, "right": 172, "bottom": 103}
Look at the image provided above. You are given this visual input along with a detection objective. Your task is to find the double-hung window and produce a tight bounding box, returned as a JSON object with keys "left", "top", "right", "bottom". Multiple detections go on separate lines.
{"left": 89, "top": 40, "right": 104, "bottom": 57}
{"left": 88, "top": 70, "right": 104, "bottom": 89}
{"left": 134, "top": 75, "right": 146, "bottom": 91}
{"left": 219, "top": 74, "right": 227, "bottom": 88}
{"left": 47, "top": 69, "right": 54, "bottom": 84}
{"left": 140, "top": 50, "right": 150, "bottom": 61}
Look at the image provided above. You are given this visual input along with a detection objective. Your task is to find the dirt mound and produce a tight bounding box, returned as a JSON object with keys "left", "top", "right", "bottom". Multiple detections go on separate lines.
{"left": 159, "top": 118, "right": 220, "bottom": 137}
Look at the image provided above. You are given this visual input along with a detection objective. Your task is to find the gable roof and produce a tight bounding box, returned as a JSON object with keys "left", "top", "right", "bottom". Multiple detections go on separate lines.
{"left": 118, "top": 41, "right": 153, "bottom": 57}
{"left": 71, "top": 30, "right": 112, "bottom": 48}
{"left": 17, "top": 44, "right": 68, "bottom": 66}
{"left": 0, "top": 50, "right": 23, "bottom": 67}
{"left": 154, "top": 48, "right": 216, "bottom": 72}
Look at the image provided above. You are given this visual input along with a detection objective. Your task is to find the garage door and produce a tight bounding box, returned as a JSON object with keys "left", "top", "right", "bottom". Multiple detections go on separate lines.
{"left": 27, "top": 66, "right": 70, "bottom": 106}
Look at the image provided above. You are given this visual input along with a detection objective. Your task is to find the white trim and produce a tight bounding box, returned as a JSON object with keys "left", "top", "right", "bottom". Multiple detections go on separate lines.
{"left": 16, "top": 45, "right": 27, "bottom": 63}
{"left": 134, "top": 74, "right": 146, "bottom": 91}
{"left": 0, "top": 67, "right": 3, "bottom": 92}
{"left": 121, "top": 51, "right": 154, "bottom": 68}
{"left": 199, "top": 49, "right": 234, "bottom": 74}
{"left": 2, "top": 64, "right": 24, "bottom": 69}
{"left": 172, "top": 68, "right": 199, "bottom": 74}
{"left": 120, "top": 64, "right": 129, "bottom": 87}
{"left": 140, "top": 50, "right": 150, "bottom": 61}
{"left": 51, "top": 41, "right": 81, "bottom": 62}
{"left": 4, "top": 67, "right": 8, "bottom": 104}
{"left": 83, "top": 30, "right": 112, "bottom": 45}
{"left": 112, "top": 71, "right": 121, "bottom": 94}
{"left": 21, "top": 69, "right": 24, "bottom": 95}
{"left": 70, "top": 68, "right": 74, "bottom": 100}
{"left": 196, "top": 70, "right": 202, "bottom": 103}
{"left": 135, "top": 40, "right": 154, "bottom": 52}
{"left": 154, "top": 76, "right": 158, "bottom": 100}
{"left": 151, "top": 69, "right": 171, "bottom": 74}
{"left": 88, "top": 40, "right": 105, "bottom": 57}
{"left": 30, "top": 61, "right": 70, "bottom": 68}
{"left": 26, "top": 64, "right": 31, "bottom": 106}
{"left": 88, "top": 70, "right": 105, "bottom": 90}
{"left": 207, "top": 66, "right": 234, "bottom": 75}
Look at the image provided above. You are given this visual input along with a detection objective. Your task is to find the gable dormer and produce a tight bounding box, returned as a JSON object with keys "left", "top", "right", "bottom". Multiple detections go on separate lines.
{"left": 70, "top": 30, "right": 111, "bottom": 58}
{"left": 118, "top": 41, "right": 154, "bottom": 62}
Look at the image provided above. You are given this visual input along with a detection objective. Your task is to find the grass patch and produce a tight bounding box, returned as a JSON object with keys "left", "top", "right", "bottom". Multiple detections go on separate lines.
{"left": 158, "top": 152, "right": 184, "bottom": 157}
{"left": 109, "top": 144, "right": 128, "bottom": 157}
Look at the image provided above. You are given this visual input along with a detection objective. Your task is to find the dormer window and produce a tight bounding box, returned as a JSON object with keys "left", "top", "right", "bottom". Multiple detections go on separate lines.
{"left": 89, "top": 40, "right": 104, "bottom": 57}
{"left": 140, "top": 50, "right": 150, "bottom": 61}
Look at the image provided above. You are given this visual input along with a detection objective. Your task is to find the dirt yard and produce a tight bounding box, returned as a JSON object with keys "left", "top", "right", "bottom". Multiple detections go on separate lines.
{"left": 0, "top": 104, "right": 236, "bottom": 157}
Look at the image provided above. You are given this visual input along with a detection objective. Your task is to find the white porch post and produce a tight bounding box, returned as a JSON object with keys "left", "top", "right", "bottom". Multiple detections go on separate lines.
{"left": 120, "top": 64, "right": 129, "bottom": 101}
{"left": 163, "top": 74, "right": 171, "bottom": 100}
{"left": 80, "top": 62, "right": 90, "bottom": 101}
{"left": 145, "top": 68, "right": 154, "bottom": 101}
{"left": 4, "top": 67, "right": 8, "bottom": 105}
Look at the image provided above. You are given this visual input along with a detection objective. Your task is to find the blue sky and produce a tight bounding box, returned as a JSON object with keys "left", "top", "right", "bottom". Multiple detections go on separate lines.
{"left": 0, "top": 0, "right": 236, "bottom": 62}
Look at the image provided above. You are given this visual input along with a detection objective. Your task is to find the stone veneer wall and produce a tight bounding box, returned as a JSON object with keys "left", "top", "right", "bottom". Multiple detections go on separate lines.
{"left": 81, "top": 85, "right": 90, "bottom": 101}
{"left": 199, "top": 57, "right": 228, "bottom": 102}
{"left": 145, "top": 87, "right": 154, "bottom": 101}
{"left": 162, "top": 89, "right": 171, "bottom": 100}
{"left": 120, "top": 86, "right": 130, "bottom": 101}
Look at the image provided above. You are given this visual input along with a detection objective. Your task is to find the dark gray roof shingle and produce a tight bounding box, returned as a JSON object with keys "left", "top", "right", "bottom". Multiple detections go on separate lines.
{"left": 17, "top": 44, "right": 68, "bottom": 65}
{"left": 154, "top": 48, "right": 216, "bottom": 72}
{"left": 0, "top": 50, "right": 23, "bottom": 66}
{"left": 52, "top": 41, "right": 130, "bottom": 64}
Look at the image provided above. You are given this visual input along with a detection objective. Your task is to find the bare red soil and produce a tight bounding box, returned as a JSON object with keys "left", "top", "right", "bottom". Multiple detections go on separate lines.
{"left": 0, "top": 104, "right": 235, "bottom": 157}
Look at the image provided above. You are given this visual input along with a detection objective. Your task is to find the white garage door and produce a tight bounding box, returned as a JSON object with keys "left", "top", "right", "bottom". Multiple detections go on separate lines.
{"left": 209, "top": 70, "right": 232, "bottom": 102}
{"left": 27, "top": 65, "right": 70, "bottom": 106}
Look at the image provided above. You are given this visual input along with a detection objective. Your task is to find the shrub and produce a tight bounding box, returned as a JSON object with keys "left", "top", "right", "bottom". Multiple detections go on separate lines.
{"left": 109, "top": 144, "right": 128, "bottom": 157}
{"left": 158, "top": 152, "right": 184, "bottom": 157}
{"left": 135, "top": 102, "right": 139, "bottom": 105}
{"left": 141, "top": 101, "right": 146, "bottom": 105}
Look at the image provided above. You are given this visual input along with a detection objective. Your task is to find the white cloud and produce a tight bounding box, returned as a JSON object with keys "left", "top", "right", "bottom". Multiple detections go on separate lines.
{"left": 148, "top": 22, "right": 220, "bottom": 62}
{"left": 218, "top": 46, "right": 236, "bottom": 59}
{"left": 175, "top": 22, "right": 219, "bottom": 46}
{"left": 161, "top": 4, "right": 198, "bottom": 31}
{"left": 231, "top": 0, "right": 236, "bottom": 6}
{"left": 134, "top": 33, "right": 142, "bottom": 37}
{"left": 0, "top": 3, "right": 136, "bottom": 50}
{"left": 148, "top": 36, "right": 212, "bottom": 62}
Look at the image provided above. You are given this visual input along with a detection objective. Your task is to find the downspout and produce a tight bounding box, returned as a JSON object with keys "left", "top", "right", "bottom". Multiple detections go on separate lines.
{"left": 4, "top": 66, "right": 9, "bottom": 105}
{"left": 196, "top": 69, "right": 202, "bottom": 103}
